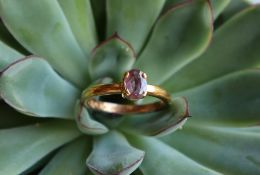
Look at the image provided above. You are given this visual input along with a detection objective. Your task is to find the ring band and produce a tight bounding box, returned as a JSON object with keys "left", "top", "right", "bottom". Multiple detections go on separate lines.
{"left": 81, "top": 69, "right": 171, "bottom": 115}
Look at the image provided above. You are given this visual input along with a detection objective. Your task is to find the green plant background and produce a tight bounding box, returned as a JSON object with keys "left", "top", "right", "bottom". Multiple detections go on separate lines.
{"left": 0, "top": 0, "right": 260, "bottom": 175}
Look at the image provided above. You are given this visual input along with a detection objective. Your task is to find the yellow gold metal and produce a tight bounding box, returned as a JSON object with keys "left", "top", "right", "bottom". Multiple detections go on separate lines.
{"left": 81, "top": 83, "right": 171, "bottom": 115}
{"left": 124, "top": 72, "right": 130, "bottom": 79}
{"left": 125, "top": 88, "right": 131, "bottom": 95}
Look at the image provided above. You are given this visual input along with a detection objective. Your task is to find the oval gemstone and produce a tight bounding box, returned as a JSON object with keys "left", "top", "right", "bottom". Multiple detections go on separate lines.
{"left": 123, "top": 69, "right": 147, "bottom": 100}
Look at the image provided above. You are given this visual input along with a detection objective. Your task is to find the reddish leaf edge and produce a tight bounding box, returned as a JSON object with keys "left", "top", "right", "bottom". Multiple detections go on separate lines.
{"left": 150, "top": 97, "right": 191, "bottom": 136}
{"left": 161, "top": 0, "right": 213, "bottom": 40}
{"left": 0, "top": 55, "right": 38, "bottom": 75}
{"left": 76, "top": 101, "right": 108, "bottom": 132}
{"left": 87, "top": 154, "right": 144, "bottom": 175}
{"left": 91, "top": 32, "right": 137, "bottom": 58}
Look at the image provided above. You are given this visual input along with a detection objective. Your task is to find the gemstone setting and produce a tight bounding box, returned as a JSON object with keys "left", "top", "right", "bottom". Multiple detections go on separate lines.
{"left": 122, "top": 69, "right": 147, "bottom": 100}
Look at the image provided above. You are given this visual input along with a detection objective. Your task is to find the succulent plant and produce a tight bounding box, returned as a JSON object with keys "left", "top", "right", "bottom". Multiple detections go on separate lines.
{"left": 0, "top": 0, "right": 260, "bottom": 174}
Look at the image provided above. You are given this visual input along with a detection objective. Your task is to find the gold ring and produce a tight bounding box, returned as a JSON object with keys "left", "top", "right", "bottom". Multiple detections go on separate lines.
{"left": 81, "top": 69, "right": 172, "bottom": 115}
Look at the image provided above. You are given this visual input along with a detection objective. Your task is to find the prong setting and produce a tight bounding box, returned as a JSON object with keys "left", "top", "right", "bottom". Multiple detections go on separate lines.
{"left": 124, "top": 72, "right": 130, "bottom": 79}
{"left": 141, "top": 72, "right": 147, "bottom": 80}
{"left": 122, "top": 69, "right": 147, "bottom": 100}
{"left": 125, "top": 89, "right": 131, "bottom": 95}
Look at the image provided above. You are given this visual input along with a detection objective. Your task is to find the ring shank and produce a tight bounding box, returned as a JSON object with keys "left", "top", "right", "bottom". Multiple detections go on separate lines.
{"left": 81, "top": 83, "right": 171, "bottom": 115}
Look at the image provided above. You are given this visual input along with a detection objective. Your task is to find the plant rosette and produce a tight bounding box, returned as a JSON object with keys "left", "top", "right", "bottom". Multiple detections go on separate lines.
{"left": 0, "top": 0, "right": 260, "bottom": 175}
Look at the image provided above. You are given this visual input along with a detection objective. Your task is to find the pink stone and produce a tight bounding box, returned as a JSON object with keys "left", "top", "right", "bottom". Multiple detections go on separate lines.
{"left": 123, "top": 69, "right": 147, "bottom": 100}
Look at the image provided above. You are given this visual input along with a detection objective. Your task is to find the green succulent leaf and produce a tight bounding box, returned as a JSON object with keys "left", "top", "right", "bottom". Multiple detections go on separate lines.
{"left": 107, "top": 0, "right": 165, "bottom": 53}
{"left": 163, "top": 5, "right": 260, "bottom": 93}
{"left": 0, "top": 120, "right": 81, "bottom": 175}
{"left": 75, "top": 100, "right": 108, "bottom": 135}
{"left": 240, "top": 126, "right": 260, "bottom": 133}
{"left": 0, "top": 56, "right": 80, "bottom": 119}
{"left": 90, "top": 0, "right": 107, "bottom": 41}
{"left": 221, "top": 0, "right": 249, "bottom": 20}
{"left": 0, "top": 101, "right": 43, "bottom": 129}
{"left": 127, "top": 135, "right": 220, "bottom": 175}
{"left": 89, "top": 34, "right": 135, "bottom": 81}
{"left": 214, "top": 0, "right": 249, "bottom": 28}
{"left": 0, "top": 1, "right": 259, "bottom": 175}
{"left": 161, "top": 123, "right": 260, "bottom": 175}
{"left": 210, "top": 0, "right": 230, "bottom": 19}
{"left": 164, "top": 0, "right": 230, "bottom": 19}
{"left": 176, "top": 69, "right": 260, "bottom": 125}
{"left": 40, "top": 136, "right": 92, "bottom": 175}
{"left": 164, "top": 0, "right": 185, "bottom": 9}
{"left": 0, "top": 21, "right": 28, "bottom": 54}
{"left": 245, "top": 0, "right": 260, "bottom": 5}
{"left": 0, "top": 40, "right": 23, "bottom": 71}
{"left": 87, "top": 131, "right": 144, "bottom": 175}
{"left": 132, "top": 169, "right": 144, "bottom": 175}
{"left": 134, "top": 0, "right": 213, "bottom": 85}
{"left": 0, "top": 0, "right": 90, "bottom": 88}
{"left": 57, "top": 0, "right": 97, "bottom": 57}
{"left": 120, "top": 97, "right": 189, "bottom": 137}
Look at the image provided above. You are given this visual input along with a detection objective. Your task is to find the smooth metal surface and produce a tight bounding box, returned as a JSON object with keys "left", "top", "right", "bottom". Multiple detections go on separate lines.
{"left": 81, "top": 83, "right": 171, "bottom": 115}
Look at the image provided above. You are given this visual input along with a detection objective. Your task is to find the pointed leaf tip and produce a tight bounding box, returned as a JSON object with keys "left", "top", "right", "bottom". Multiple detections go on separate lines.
{"left": 120, "top": 97, "right": 190, "bottom": 137}
{"left": 0, "top": 56, "right": 80, "bottom": 119}
{"left": 135, "top": 0, "right": 213, "bottom": 85}
{"left": 75, "top": 101, "right": 108, "bottom": 135}
{"left": 163, "top": 4, "right": 260, "bottom": 93}
{"left": 107, "top": 0, "right": 165, "bottom": 53}
{"left": 0, "top": 0, "right": 91, "bottom": 87}
{"left": 89, "top": 34, "right": 135, "bottom": 81}
{"left": 92, "top": 32, "right": 136, "bottom": 57}
{"left": 87, "top": 131, "right": 144, "bottom": 175}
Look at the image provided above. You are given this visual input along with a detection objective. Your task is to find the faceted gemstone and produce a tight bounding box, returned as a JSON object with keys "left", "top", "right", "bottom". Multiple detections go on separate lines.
{"left": 123, "top": 69, "right": 147, "bottom": 100}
